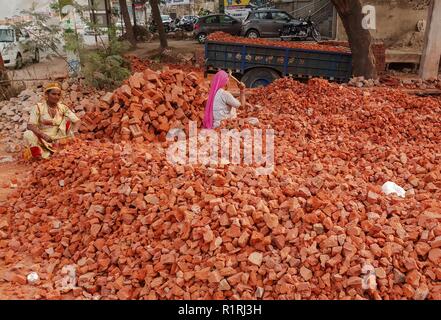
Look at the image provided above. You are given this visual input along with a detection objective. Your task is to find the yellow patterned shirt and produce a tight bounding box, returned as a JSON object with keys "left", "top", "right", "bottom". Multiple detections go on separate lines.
{"left": 29, "top": 101, "right": 80, "bottom": 139}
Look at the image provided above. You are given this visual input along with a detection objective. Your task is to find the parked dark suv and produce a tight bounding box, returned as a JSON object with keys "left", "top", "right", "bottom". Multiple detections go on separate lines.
{"left": 241, "top": 9, "right": 294, "bottom": 38}
{"left": 194, "top": 14, "right": 242, "bottom": 44}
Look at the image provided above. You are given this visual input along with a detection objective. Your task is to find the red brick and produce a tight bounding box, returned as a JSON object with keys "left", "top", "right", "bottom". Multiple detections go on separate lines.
{"left": 117, "top": 286, "right": 133, "bottom": 300}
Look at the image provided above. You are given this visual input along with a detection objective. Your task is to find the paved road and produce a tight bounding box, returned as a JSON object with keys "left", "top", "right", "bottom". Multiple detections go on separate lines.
{"left": 6, "top": 57, "right": 69, "bottom": 89}
{"left": 4, "top": 38, "right": 203, "bottom": 90}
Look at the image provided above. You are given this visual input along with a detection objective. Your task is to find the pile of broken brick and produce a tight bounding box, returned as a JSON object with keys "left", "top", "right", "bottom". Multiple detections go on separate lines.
{"left": 207, "top": 32, "right": 350, "bottom": 54}
{"left": 0, "top": 79, "right": 108, "bottom": 155}
{"left": 79, "top": 67, "right": 208, "bottom": 143}
{"left": 349, "top": 75, "right": 441, "bottom": 89}
{"left": 126, "top": 55, "right": 205, "bottom": 75}
{"left": 0, "top": 70, "right": 441, "bottom": 301}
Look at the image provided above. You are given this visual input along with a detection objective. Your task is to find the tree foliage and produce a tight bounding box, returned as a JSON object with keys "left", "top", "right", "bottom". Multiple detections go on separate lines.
{"left": 82, "top": 45, "right": 131, "bottom": 89}
{"left": 50, "top": 0, "right": 74, "bottom": 17}
{"left": 13, "top": 1, "right": 132, "bottom": 90}
{"left": 16, "top": 5, "right": 64, "bottom": 58}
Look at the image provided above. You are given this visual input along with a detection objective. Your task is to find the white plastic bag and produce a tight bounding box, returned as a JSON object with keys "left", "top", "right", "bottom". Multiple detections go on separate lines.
{"left": 27, "top": 272, "right": 39, "bottom": 284}
{"left": 381, "top": 181, "right": 406, "bottom": 198}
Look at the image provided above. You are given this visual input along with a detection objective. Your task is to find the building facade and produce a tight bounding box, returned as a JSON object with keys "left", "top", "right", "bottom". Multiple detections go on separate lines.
{"left": 163, "top": 0, "right": 219, "bottom": 17}
{"left": 335, "top": 0, "right": 430, "bottom": 50}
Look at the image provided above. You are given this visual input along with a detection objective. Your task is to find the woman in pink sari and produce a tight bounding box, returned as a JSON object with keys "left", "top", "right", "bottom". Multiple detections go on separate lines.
{"left": 203, "top": 70, "right": 246, "bottom": 129}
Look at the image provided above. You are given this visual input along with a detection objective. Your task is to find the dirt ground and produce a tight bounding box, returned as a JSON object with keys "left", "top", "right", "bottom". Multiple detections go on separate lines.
{"left": 4, "top": 39, "right": 202, "bottom": 89}
{"left": 6, "top": 57, "right": 69, "bottom": 90}
{"left": 0, "top": 132, "right": 28, "bottom": 201}
{"left": 0, "top": 137, "right": 29, "bottom": 299}
{"left": 131, "top": 39, "right": 203, "bottom": 58}
{"left": 0, "top": 161, "right": 26, "bottom": 202}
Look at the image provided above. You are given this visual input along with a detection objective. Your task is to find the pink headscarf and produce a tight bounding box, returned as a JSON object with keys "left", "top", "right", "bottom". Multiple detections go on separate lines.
{"left": 203, "top": 70, "right": 229, "bottom": 129}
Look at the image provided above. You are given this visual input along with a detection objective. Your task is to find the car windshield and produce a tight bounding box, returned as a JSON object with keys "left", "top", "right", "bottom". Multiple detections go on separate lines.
{"left": 161, "top": 15, "right": 170, "bottom": 21}
{"left": 0, "top": 29, "right": 14, "bottom": 42}
{"left": 285, "top": 12, "right": 294, "bottom": 19}
{"left": 273, "top": 11, "right": 293, "bottom": 20}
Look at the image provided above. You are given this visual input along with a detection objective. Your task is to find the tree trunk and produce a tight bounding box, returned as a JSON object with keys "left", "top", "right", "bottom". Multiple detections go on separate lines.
{"left": 119, "top": 0, "right": 136, "bottom": 47}
{"left": 331, "top": 0, "right": 377, "bottom": 79}
{"left": 149, "top": 0, "right": 168, "bottom": 50}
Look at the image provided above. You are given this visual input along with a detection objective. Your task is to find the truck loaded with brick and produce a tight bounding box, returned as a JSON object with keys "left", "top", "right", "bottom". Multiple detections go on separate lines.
{"left": 205, "top": 33, "right": 353, "bottom": 88}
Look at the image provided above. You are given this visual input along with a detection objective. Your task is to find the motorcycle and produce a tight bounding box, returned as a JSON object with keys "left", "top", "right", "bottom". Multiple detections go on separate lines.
{"left": 280, "top": 15, "right": 322, "bottom": 42}
{"left": 176, "top": 18, "right": 195, "bottom": 32}
{"left": 148, "top": 21, "right": 171, "bottom": 33}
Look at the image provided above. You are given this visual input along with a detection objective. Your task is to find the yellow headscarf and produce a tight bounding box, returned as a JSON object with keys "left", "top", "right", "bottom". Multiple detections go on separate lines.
{"left": 44, "top": 82, "right": 62, "bottom": 93}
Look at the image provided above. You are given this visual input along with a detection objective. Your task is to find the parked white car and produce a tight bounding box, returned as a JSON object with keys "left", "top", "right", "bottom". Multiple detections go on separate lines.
{"left": 161, "top": 15, "right": 173, "bottom": 24}
{"left": 0, "top": 25, "right": 40, "bottom": 69}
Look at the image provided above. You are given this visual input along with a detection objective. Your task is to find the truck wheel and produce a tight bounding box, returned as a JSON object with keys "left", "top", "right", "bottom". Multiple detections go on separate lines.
{"left": 15, "top": 53, "right": 23, "bottom": 70}
{"left": 241, "top": 68, "right": 280, "bottom": 88}
{"left": 197, "top": 33, "right": 207, "bottom": 44}
{"left": 246, "top": 29, "right": 260, "bottom": 38}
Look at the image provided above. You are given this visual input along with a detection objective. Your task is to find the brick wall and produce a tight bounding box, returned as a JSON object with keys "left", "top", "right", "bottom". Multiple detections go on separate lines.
{"left": 372, "top": 42, "right": 386, "bottom": 73}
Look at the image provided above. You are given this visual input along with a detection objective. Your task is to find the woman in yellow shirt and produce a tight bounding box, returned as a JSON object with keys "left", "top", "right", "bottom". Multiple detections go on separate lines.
{"left": 24, "top": 82, "right": 81, "bottom": 159}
